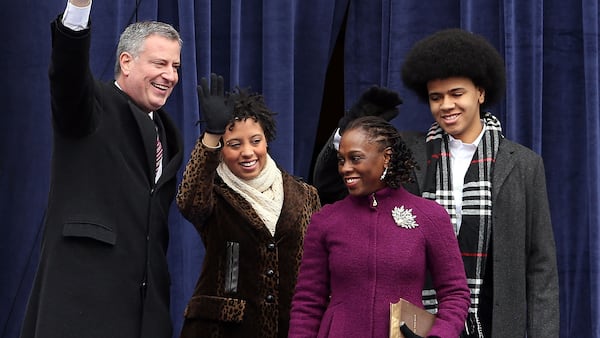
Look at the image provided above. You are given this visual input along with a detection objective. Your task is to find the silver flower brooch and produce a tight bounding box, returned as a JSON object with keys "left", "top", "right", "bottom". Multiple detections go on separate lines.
{"left": 391, "top": 206, "right": 418, "bottom": 229}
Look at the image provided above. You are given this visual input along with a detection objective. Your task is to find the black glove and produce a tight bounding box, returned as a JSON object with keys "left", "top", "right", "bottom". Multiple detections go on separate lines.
{"left": 338, "top": 85, "right": 403, "bottom": 132}
{"left": 197, "top": 73, "right": 235, "bottom": 134}
{"left": 399, "top": 323, "right": 424, "bottom": 338}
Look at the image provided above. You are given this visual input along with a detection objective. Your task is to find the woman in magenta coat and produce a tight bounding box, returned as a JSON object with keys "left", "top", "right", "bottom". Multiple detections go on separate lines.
{"left": 288, "top": 116, "right": 470, "bottom": 338}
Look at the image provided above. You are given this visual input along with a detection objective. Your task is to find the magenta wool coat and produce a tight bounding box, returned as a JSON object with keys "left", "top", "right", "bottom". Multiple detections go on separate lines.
{"left": 288, "top": 186, "right": 470, "bottom": 338}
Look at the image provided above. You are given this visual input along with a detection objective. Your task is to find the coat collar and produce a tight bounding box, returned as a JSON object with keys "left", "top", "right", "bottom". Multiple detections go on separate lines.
{"left": 216, "top": 171, "right": 305, "bottom": 239}
{"left": 128, "top": 100, "right": 157, "bottom": 185}
{"left": 409, "top": 132, "right": 515, "bottom": 202}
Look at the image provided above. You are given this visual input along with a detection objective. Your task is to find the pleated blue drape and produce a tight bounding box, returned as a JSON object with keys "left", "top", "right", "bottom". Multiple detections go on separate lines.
{"left": 1, "top": 0, "right": 598, "bottom": 337}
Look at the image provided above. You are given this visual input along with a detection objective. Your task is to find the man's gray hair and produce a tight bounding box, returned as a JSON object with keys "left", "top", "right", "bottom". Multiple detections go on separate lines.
{"left": 114, "top": 21, "right": 182, "bottom": 77}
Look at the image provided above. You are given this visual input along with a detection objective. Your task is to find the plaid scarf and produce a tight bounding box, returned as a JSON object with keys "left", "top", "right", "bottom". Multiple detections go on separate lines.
{"left": 421, "top": 113, "right": 503, "bottom": 337}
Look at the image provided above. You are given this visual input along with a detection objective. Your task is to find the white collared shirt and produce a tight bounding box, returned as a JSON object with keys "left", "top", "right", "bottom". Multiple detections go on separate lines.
{"left": 448, "top": 121, "right": 486, "bottom": 231}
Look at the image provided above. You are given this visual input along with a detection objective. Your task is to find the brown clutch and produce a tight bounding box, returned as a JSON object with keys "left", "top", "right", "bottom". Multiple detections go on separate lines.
{"left": 389, "top": 298, "right": 436, "bottom": 338}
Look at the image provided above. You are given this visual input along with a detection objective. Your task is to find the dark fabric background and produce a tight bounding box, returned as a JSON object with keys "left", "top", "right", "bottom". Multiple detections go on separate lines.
{"left": 1, "top": 1, "right": 597, "bottom": 337}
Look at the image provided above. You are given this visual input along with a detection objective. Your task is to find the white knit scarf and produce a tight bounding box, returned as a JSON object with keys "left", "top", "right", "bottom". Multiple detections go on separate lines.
{"left": 216, "top": 153, "right": 284, "bottom": 236}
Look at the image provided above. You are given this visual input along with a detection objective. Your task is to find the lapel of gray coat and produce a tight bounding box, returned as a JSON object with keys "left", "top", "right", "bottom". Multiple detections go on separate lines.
{"left": 491, "top": 139, "right": 517, "bottom": 202}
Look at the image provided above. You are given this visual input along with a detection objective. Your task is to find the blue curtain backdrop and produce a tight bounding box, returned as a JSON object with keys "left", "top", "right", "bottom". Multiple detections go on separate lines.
{"left": 0, "top": 0, "right": 597, "bottom": 337}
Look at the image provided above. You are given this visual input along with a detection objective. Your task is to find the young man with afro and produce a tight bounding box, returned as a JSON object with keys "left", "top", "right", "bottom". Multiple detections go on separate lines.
{"left": 400, "top": 28, "right": 559, "bottom": 338}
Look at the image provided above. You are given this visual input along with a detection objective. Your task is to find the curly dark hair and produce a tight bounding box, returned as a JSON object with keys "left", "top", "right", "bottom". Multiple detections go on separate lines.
{"left": 225, "top": 88, "right": 277, "bottom": 142}
{"left": 401, "top": 28, "right": 506, "bottom": 110}
{"left": 343, "top": 116, "right": 417, "bottom": 188}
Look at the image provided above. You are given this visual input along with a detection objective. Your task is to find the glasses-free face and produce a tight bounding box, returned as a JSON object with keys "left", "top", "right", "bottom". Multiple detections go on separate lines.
{"left": 337, "top": 128, "right": 389, "bottom": 197}
{"left": 221, "top": 118, "right": 268, "bottom": 180}
{"left": 117, "top": 35, "right": 181, "bottom": 112}
{"left": 427, "top": 76, "right": 485, "bottom": 144}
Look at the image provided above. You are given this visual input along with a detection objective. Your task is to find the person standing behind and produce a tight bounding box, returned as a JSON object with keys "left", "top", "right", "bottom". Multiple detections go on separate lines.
{"left": 20, "top": 1, "right": 183, "bottom": 337}
{"left": 176, "top": 74, "right": 321, "bottom": 337}
{"left": 401, "top": 28, "right": 559, "bottom": 337}
{"left": 289, "top": 116, "right": 470, "bottom": 338}
{"left": 312, "top": 86, "right": 410, "bottom": 205}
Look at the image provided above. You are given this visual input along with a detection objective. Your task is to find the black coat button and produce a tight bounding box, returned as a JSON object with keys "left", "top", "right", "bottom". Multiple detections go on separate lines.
{"left": 265, "top": 295, "right": 275, "bottom": 303}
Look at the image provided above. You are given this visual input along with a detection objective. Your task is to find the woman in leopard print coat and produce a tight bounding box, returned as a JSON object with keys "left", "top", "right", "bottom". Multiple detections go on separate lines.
{"left": 176, "top": 79, "right": 321, "bottom": 338}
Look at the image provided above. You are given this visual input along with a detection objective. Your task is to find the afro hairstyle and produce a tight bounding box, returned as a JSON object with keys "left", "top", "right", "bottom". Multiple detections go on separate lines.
{"left": 401, "top": 28, "right": 506, "bottom": 109}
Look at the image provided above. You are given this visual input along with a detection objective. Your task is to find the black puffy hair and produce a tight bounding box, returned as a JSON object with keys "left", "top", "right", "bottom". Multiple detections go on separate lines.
{"left": 226, "top": 88, "right": 277, "bottom": 143}
{"left": 343, "top": 116, "right": 417, "bottom": 188}
{"left": 401, "top": 28, "right": 506, "bottom": 108}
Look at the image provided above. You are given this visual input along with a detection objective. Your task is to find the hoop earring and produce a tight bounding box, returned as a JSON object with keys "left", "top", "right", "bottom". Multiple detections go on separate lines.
{"left": 380, "top": 167, "right": 388, "bottom": 181}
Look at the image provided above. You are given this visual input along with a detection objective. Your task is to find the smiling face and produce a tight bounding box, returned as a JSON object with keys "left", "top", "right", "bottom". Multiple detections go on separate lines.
{"left": 222, "top": 118, "right": 268, "bottom": 180}
{"left": 117, "top": 34, "right": 181, "bottom": 112}
{"left": 338, "top": 128, "right": 389, "bottom": 197}
{"left": 427, "top": 76, "right": 485, "bottom": 143}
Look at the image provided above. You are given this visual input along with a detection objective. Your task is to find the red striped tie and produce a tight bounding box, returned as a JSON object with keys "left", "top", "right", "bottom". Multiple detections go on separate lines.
{"left": 156, "top": 134, "right": 163, "bottom": 174}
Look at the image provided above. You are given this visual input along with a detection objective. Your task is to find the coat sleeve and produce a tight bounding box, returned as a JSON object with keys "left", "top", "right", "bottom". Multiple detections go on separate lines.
{"left": 422, "top": 204, "right": 471, "bottom": 337}
{"left": 176, "top": 137, "right": 220, "bottom": 227}
{"left": 525, "top": 157, "right": 560, "bottom": 337}
{"left": 49, "top": 16, "right": 96, "bottom": 137}
{"left": 288, "top": 210, "right": 331, "bottom": 337}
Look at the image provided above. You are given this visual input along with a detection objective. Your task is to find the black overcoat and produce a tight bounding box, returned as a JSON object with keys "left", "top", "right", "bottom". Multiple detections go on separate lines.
{"left": 20, "top": 17, "right": 183, "bottom": 338}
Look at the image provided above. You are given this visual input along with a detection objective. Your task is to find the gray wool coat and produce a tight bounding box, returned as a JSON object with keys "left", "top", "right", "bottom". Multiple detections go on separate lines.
{"left": 403, "top": 132, "right": 560, "bottom": 338}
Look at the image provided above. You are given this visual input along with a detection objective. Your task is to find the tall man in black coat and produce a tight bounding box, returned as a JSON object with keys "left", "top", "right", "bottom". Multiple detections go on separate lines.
{"left": 20, "top": 1, "right": 183, "bottom": 337}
